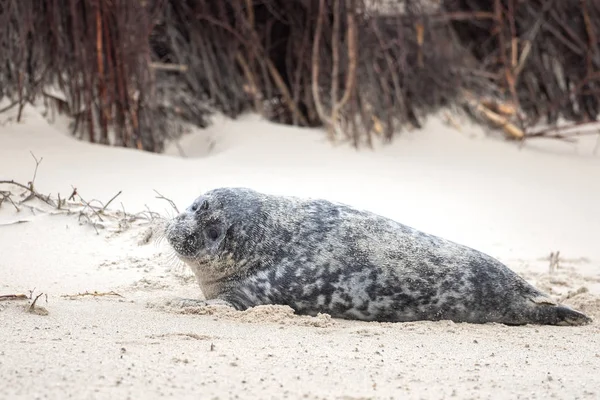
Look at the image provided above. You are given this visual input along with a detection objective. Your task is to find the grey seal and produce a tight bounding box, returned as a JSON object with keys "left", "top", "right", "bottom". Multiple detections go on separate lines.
{"left": 164, "top": 187, "right": 592, "bottom": 326}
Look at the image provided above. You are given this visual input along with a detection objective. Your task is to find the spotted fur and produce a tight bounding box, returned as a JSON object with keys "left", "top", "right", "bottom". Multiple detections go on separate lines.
{"left": 165, "top": 187, "right": 591, "bottom": 326}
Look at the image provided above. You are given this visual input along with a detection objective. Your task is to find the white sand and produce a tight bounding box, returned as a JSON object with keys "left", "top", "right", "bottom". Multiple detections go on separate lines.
{"left": 1, "top": 103, "right": 599, "bottom": 399}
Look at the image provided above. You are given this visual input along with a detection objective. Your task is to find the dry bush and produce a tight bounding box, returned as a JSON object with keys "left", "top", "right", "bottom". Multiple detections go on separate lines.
{"left": 151, "top": 0, "right": 467, "bottom": 147}
{"left": 1, "top": 0, "right": 599, "bottom": 151}
{"left": 443, "top": 0, "right": 600, "bottom": 139}
{"left": 0, "top": 0, "right": 168, "bottom": 152}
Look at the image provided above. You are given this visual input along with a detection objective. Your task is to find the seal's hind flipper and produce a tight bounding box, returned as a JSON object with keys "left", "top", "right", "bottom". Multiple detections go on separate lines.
{"left": 531, "top": 303, "right": 592, "bottom": 326}
{"left": 553, "top": 305, "right": 592, "bottom": 326}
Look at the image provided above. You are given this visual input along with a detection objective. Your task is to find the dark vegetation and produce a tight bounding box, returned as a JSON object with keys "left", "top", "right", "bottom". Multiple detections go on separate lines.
{"left": 0, "top": 0, "right": 599, "bottom": 152}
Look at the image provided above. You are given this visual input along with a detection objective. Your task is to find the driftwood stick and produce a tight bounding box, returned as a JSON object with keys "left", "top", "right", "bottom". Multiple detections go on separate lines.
{"left": 0, "top": 294, "right": 29, "bottom": 301}
{"left": 0, "top": 180, "right": 55, "bottom": 207}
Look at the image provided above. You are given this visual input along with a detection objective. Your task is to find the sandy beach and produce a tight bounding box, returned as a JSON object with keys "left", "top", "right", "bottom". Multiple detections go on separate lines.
{"left": 1, "top": 103, "right": 599, "bottom": 399}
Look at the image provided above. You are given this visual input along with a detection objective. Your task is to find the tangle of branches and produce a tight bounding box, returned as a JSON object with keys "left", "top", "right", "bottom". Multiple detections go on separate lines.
{"left": 1, "top": 0, "right": 599, "bottom": 151}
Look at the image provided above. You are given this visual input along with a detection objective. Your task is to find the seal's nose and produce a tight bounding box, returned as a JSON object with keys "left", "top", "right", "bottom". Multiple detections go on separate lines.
{"left": 178, "top": 207, "right": 195, "bottom": 220}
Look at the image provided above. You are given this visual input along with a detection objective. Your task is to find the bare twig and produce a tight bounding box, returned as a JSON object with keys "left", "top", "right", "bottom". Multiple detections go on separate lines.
{"left": 27, "top": 292, "right": 45, "bottom": 313}
{"left": 28, "top": 151, "right": 43, "bottom": 189}
{"left": 149, "top": 62, "right": 188, "bottom": 72}
{"left": 0, "top": 180, "right": 55, "bottom": 207}
{"left": 513, "top": 0, "right": 557, "bottom": 81}
{"left": 153, "top": 189, "right": 179, "bottom": 213}
{"left": 61, "top": 290, "right": 124, "bottom": 299}
{"left": 236, "top": 52, "right": 263, "bottom": 115}
{"left": 0, "top": 190, "right": 20, "bottom": 211}
{"left": 77, "top": 212, "right": 101, "bottom": 234}
{"left": 311, "top": 0, "right": 331, "bottom": 132}
{"left": 549, "top": 251, "right": 561, "bottom": 274}
{"left": 0, "top": 101, "right": 19, "bottom": 114}
{"left": 331, "top": 0, "right": 358, "bottom": 130}
{"left": 330, "top": 0, "right": 341, "bottom": 137}
{"left": 73, "top": 186, "right": 104, "bottom": 222}
{"left": 462, "top": 90, "right": 524, "bottom": 139}
{"left": 0, "top": 294, "right": 28, "bottom": 301}
{"left": 525, "top": 120, "right": 600, "bottom": 140}
{"left": 0, "top": 219, "right": 31, "bottom": 226}
{"left": 430, "top": 11, "right": 496, "bottom": 22}
{"left": 264, "top": 59, "right": 309, "bottom": 126}
{"left": 102, "top": 190, "right": 122, "bottom": 212}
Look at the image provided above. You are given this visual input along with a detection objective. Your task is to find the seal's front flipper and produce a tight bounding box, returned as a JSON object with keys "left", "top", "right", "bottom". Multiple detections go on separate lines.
{"left": 168, "top": 297, "right": 235, "bottom": 309}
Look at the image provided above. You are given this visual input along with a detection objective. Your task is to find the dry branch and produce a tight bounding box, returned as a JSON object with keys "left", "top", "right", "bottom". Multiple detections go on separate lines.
{"left": 149, "top": 62, "right": 188, "bottom": 72}
{"left": 331, "top": 0, "right": 358, "bottom": 133}
{"left": 154, "top": 189, "right": 179, "bottom": 214}
{"left": 0, "top": 219, "right": 31, "bottom": 226}
{"left": 27, "top": 292, "right": 48, "bottom": 315}
{"left": 61, "top": 290, "right": 123, "bottom": 299}
{"left": 1, "top": 151, "right": 164, "bottom": 236}
{"left": 0, "top": 294, "right": 29, "bottom": 301}
{"left": 102, "top": 190, "right": 122, "bottom": 212}
{"left": 0, "top": 180, "right": 56, "bottom": 207}
{"left": 311, "top": 0, "right": 331, "bottom": 132}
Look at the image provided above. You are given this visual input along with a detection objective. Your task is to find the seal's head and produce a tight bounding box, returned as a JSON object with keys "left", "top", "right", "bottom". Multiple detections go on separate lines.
{"left": 165, "top": 188, "right": 263, "bottom": 265}
{"left": 165, "top": 196, "right": 224, "bottom": 262}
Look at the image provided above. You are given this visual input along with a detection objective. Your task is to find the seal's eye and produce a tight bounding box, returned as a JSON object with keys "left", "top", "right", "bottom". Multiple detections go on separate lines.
{"left": 207, "top": 227, "right": 220, "bottom": 241}
{"left": 191, "top": 204, "right": 198, "bottom": 212}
